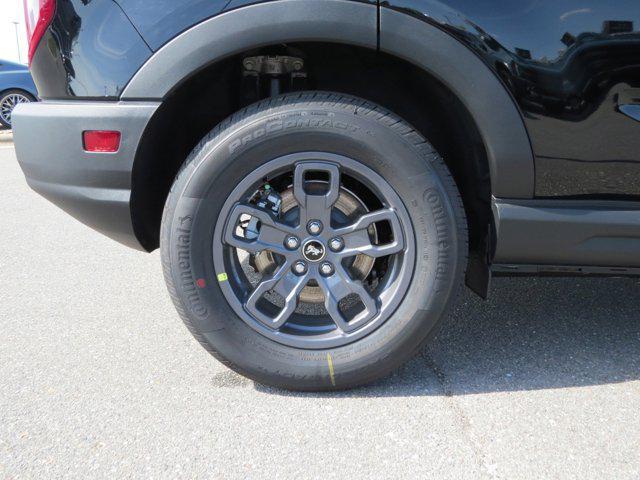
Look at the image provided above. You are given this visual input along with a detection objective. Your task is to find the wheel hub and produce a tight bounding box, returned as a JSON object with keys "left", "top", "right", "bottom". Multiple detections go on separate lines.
{"left": 253, "top": 185, "right": 375, "bottom": 303}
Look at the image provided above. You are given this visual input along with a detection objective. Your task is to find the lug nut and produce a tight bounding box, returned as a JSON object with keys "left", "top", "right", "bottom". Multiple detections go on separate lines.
{"left": 307, "top": 220, "right": 323, "bottom": 235}
{"left": 284, "top": 235, "right": 300, "bottom": 250}
{"left": 292, "top": 260, "right": 308, "bottom": 276}
{"left": 319, "top": 262, "right": 334, "bottom": 277}
{"left": 329, "top": 237, "right": 344, "bottom": 252}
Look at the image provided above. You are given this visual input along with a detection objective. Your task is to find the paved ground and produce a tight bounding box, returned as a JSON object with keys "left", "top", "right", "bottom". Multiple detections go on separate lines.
{"left": 1, "top": 144, "right": 640, "bottom": 479}
{"left": 0, "top": 129, "right": 12, "bottom": 144}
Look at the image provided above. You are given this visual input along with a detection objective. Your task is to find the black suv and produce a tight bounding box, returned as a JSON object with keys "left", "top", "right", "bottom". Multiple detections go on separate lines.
{"left": 14, "top": 0, "right": 640, "bottom": 390}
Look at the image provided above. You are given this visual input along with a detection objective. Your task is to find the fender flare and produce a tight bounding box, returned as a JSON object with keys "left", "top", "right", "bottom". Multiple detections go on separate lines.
{"left": 121, "top": 0, "right": 377, "bottom": 99}
{"left": 122, "top": 0, "right": 534, "bottom": 198}
{"left": 379, "top": 8, "right": 534, "bottom": 198}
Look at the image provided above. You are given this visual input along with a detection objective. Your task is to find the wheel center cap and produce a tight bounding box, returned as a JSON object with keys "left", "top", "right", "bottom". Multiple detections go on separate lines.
{"left": 302, "top": 240, "right": 326, "bottom": 262}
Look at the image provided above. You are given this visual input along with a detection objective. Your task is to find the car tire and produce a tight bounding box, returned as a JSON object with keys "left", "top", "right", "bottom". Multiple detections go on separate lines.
{"left": 160, "top": 92, "right": 468, "bottom": 390}
{"left": 0, "top": 89, "right": 35, "bottom": 129}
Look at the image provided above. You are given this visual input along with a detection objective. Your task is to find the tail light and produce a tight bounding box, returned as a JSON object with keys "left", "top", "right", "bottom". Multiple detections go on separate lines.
{"left": 23, "top": 0, "right": 56, "bottom": 66}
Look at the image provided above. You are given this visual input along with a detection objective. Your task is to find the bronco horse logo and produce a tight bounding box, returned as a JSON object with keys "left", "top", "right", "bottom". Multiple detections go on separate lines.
{"left": 305, "top": 244, "right": 322, "bottom": 256}
{"left": 303, "top": 241, "right": 325, "bottom": 261}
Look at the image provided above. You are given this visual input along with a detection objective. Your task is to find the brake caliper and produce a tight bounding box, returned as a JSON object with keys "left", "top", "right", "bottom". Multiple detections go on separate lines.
{"left": 245, "top": 183, "right": 282, "bottom": 240}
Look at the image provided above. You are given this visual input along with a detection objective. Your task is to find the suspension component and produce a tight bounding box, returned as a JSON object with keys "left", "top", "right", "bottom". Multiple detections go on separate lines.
{"left": 241, "top": 55, "right": 307, "bottom": 104}
{"left": 245, "top": 183, "right": 282, "bottom": 240}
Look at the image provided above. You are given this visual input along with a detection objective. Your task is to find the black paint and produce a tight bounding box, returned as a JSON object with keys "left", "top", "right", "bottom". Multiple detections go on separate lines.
{"left": 30, "top": 0, "right": 640, "bottom": 198}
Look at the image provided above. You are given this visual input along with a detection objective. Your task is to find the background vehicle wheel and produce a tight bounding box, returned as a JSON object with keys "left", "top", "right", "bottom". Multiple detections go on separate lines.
{"left": 161, "top": 92, "right": 467, "bottom": 390}
{"left": 0, "top": 90, "right": 35, "bottom": 129}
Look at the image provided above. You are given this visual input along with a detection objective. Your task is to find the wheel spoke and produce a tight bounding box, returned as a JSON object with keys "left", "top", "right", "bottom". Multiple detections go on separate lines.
{"left": 318, "top": 264, "right": 378, "bottom": 332}
{"left": 333, "top": 208, "right": 405, "bottom": 258}
{"left": 293, "top": 162, "right": 341, "bottom": 225}
{"left": 223, "top": 203, "right": 297, "bottom": 255}
{"left": 244, "top": 262, "right": 308, "bottom": 329}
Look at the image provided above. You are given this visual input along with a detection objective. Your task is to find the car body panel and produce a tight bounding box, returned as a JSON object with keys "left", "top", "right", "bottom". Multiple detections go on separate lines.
{"left": 382, "top": 0, "right": 640, "bottom": 197}
{"left": 31, "top": 0, "right": 640, "bottom": 199}
{"left": 0, "top": 60, "right": 38, "bottom": 98}
{"left": 30, "top": 0, "right": 152, "bottom": 100}
{"left": 122, "top": 0, "right": 532, "bottom": 198}
{"left": 113, "top": 0, "right": 376, "bottom": 52}
{"left": 378, "top": 9, "right": 534, "bottom": 198}
{"left": 112, "top": 0, "right": 229, "bottom": 52}
{"left": 14, "top": 0, "right": 640, "bottom": 271}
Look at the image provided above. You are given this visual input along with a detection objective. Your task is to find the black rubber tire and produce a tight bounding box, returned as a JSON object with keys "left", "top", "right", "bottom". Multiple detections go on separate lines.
{"left": 0, "top": 89, "right": 35, "bottom": 128}
{"left": 160, "top": 92, "right": 468, "bottom": 391}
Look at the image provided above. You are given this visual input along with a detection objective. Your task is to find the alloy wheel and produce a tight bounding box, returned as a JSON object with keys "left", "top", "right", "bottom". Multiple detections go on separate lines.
{"left": 213, "top": 152, "right": 415, "bottom": 349}
{"left": 0, "top": 93, "right": 31, "bottom": 127}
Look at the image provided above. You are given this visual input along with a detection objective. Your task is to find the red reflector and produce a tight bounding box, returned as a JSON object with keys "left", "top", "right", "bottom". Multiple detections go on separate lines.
{"left": 82, "top": 131, "right": 121, "bottom": 153}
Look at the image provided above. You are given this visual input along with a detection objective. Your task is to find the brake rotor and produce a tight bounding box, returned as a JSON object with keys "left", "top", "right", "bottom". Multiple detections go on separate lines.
{"left": 254, "top": 185, "right": 375, "bottom": 303}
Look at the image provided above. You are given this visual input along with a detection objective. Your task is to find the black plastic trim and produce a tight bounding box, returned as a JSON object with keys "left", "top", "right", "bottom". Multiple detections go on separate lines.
{"left": 493, "top": 197, "right": 640, "bottom": 267}
{"left": 493, "top": 264, "right": 640, "bottom": 276}
{"left": 12, "top": 100, "right": 159, "bottom": 250}
{"left": 121, "top": 0, "right": 377, "bottom": 100}
{"left": 379, "top": 8, "right": 535, "bottom": 198}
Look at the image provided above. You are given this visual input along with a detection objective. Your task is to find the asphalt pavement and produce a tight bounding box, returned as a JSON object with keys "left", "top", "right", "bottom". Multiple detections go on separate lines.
{"left": 1, "top": 143, "right": 640, "bottom": 479}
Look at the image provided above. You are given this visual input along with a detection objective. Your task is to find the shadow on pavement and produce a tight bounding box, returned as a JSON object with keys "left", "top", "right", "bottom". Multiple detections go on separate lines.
{"left": 254, "top": 276, "right": 640, "bottom": 397}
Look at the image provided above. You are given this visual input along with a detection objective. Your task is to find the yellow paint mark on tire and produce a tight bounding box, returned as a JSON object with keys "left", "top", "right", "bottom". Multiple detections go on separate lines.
{"left": 327, "top": 353, "right": 336, "bottom": 387}
{"left": 217, "top": 272, "right": 228, "bottom": 282}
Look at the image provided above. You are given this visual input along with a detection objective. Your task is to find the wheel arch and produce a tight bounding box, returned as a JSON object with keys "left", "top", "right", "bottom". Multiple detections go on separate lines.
{"left": 0, "top": 88, "right": 37, "bottom": 105}
{"left": 123, "top": 0, "right": 534, "bottom": 199}
{"left": 121, "top": 0, "right": 378, "bottom": 100}
{"left": 0, "top": 87, "right": 34, "bottom": 96}
{"left": 127, "top": 1, "right": 535, "bottom": 296}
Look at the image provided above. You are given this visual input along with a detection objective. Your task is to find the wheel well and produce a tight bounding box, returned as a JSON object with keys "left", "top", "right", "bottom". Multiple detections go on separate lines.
{"left": 131, "top": 42, "right": 492, "bottom": 295}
